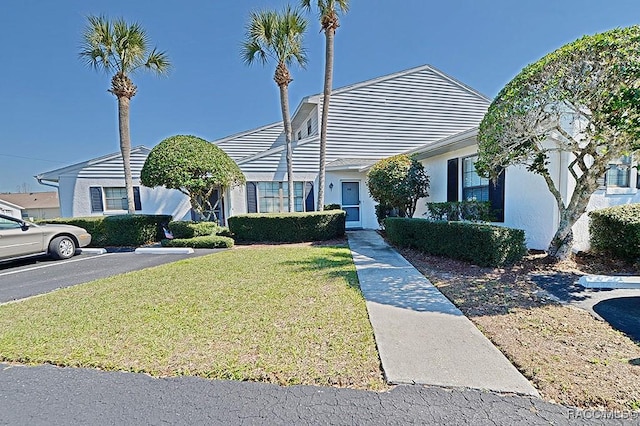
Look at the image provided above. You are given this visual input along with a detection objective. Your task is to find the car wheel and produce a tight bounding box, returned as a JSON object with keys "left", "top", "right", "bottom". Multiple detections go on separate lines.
{"left": 49, "top": 236, "right": 77, "bottom": 260}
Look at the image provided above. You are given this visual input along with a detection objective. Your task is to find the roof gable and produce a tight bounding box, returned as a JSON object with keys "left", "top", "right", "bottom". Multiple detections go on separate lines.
{"left": 37, "top": 146, "right": 152, "bottom": 182}
{"left": 213, "top": 122, "right": 285, "bottom": 162}
{"left": 219, "top": 64, "right": 491, "bottom": 175}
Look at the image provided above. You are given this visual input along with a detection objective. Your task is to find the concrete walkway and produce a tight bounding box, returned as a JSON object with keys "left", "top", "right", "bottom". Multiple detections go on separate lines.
{"left": 347, "top": 230, "right": 539, "bottom": 397}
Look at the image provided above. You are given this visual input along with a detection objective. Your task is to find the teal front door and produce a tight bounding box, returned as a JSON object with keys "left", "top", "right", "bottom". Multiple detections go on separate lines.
{"left": 341, "top": 181, "right": 361, "bottom": 228}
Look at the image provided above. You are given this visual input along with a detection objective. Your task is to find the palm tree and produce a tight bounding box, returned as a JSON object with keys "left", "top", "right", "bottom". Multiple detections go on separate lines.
{"left": 242, "top": 6, "right": 307, "bottom": 213}
{"left": 301, "top": 0, "right": 349, "bottom": 211}
{"left": 80, "top": 15, "right": 170, "bottom": 214}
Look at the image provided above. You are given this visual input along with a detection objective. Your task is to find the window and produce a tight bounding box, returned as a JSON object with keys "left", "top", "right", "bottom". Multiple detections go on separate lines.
{"left": 257, "top": 182, "right": 304, "bottom": 213}
{"left": 0, "top": 216, "right": 22, "bottom": 230}
{"left": 90, "top": 186, "right": 141, "bottom": 212}
{"left": 307, "top": 120, "right": 312, "bottom": 136}
{"left": 462, "top": 156, "right": 489, "bottom": 201}
{"left": 297, "top": 131, "right": 302, "bottom": 140}
{"left": 604, "top": 155, "right": 632, "bottom": 188}
{"left": 247, "top": 181, "right": 314, "bottom": 214}
{"left": 104, "top": 187, "right": 128, "bottom": 210}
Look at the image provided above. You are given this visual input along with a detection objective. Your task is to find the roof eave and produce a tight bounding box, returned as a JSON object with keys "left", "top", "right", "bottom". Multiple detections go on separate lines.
{"left": 409, "top": 127, "right": 480, "bottom": 161}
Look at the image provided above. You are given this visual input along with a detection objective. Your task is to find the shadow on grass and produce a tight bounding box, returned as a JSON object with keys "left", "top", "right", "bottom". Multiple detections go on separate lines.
{"left": 279, "top": 248, "right": 360, "bottom": 291}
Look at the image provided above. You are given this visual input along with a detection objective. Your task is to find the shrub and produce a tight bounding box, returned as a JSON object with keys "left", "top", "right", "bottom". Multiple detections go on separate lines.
{"left": 367, "top": 154, "right": 430, "bottom": 218}
{"left": 324, "top": 204, "right": 341, "bottom": 210}
{"left": 425, "top": 201, "right": 494, "bottom": 222}
{"left": 589, "top": 204, "right": 640, "bottom": 261}
{"left": 42, "top": 215, "right": 172, "bottom": 247}
{"left": 140, "top": 135, "right": 245, "bottom": 220}
{"left": 168, "top": 221, "right": 220, "bottom": 239}
{"left": 385, "top": 217, "right": 526, "bottom": 267}
{"left": 161, "top": 235, "right": 234, "bottom": 249}
{"left": 228, "top": 210, "right": 346, "bottom": 242}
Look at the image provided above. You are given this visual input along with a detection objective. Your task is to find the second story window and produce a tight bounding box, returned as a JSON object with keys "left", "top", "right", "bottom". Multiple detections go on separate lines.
{"left": 307, "top": 119, "right": 312, "bottom": 136}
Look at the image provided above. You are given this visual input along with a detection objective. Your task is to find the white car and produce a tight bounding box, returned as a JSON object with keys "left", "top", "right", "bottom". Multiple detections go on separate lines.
{"left": 0, "top": 214, "right": 92, "bottom": 262}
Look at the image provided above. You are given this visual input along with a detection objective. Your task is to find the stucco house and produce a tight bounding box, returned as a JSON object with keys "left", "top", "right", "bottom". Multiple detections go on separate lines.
{"left": 218, "top": 64, "right": 490, "bottom": 229}
{"left": 36, "top": 147, "right": 192, "bottom": 220}
{"left": 408, "top": 126, "right": 640, "bottom": 251}
{"left": 37, "top": 63, "right": 638, "bottom": 252}
{"left": 37, "top": 64, "right": 490, "bottom": 227}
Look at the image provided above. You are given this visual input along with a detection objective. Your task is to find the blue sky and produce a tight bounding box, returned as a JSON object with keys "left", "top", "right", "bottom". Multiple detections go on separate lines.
{"left": 2, "top": 0, "right": 640, "bottom": 193}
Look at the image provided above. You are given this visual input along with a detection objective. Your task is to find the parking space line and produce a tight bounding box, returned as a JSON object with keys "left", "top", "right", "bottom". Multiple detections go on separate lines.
{"left": 0, "top": 253, "right": 114, "bottom": 278}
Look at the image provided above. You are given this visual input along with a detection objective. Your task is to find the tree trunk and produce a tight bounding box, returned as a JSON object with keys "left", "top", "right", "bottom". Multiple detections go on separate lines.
{"left": 317, "top": 28, "right": 335, "bottom": 212}
{"left": 546, "top": 177, "right": 598, "bottom": 261}
{"left": 547, "top": 212, "right": 574, "bottom": 260}
{"left": 279, "top": 82, "right": 295, "bottom": 213}
{"left": 117, "top": 95, "right": 136, "bottom": 214}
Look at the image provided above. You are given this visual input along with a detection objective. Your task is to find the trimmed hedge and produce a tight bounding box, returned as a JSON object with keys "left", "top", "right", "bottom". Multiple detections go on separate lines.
{"left": 385, "top": 217, "right": 526, "bottom": 267}
{"left": 168, "top": 221, "right": 220, "bottom": 239}
{"left": 161, "top": 235, "right": 234, "bottom": 249}
{"left": 589, "top": 203, "right": 640, "bottom": 261}
{"left": 425, "top": 201, "right": 494, "bottom": 222}
{"left": 228, "top": 210, "right": 346, "bottom": 242}
{"left": 42, "top": 215, "right": 172, "bottom": 247}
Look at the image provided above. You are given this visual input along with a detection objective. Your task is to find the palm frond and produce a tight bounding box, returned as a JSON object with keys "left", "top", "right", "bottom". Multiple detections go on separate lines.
{"left": 300, "top": 0, "right": 349, "bottom": 23}
{"left": 79, "top": 15, "right": 114, "bottom": 72}
{"left": 79, "top": 14, "right": 169, "bottom": 78}
{"left": 242, "top": 6, "right": 307, "bottom": 70}
{"left": 144, "top": 48, "right": 172, "bottom": 75}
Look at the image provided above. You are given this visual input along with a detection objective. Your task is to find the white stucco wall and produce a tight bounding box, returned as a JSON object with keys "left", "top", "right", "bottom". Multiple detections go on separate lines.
{"left": 226, "top": 170, "right": 378, "bottom": 229}
{"left": 61, "top": 176, "right": 192, "bottom": 220}
{"left": 415, "top": 140, "right": 640, "bottom": 252}
{"left": 572, "top": 178, "right": 640, "bottom": 252}
{"left": 325, "top": 171, "right": 378, "bottom": 229}
{"left": 417, "top": 145, "right": 560, "bottom": 250}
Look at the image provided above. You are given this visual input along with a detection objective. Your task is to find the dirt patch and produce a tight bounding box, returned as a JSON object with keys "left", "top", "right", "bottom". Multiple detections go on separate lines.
{"left": 398, "top": 248, "right": 640, "bottom": 411}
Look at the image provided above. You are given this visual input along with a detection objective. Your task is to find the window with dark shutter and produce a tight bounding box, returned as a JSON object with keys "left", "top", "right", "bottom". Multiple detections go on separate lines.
{"left": 246, "top": 182, "right": 258, "bottom": 213}
{"left": 304, "top": 182, "right": 314, "bottom": 212}
{"left": 447, "top": 159, "right": 459, "bottom": 202}
{"left": 133, "top": 187, "right": 142, "bottom": 211}
{"left": 90, "top": 187, "right": 104, "bottom": 212}
{"left": 488, "top": 170, "right": 506, "bottom": 222}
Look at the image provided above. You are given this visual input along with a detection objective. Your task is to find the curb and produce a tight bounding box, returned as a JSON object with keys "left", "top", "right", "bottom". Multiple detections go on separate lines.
{"left": 134, "top": 247, "right": 194, "bottom": 255}
{"left": 579, "top": 275, "right": 640, "bottom": 289}
{"left": 78, "top": 248, "right": 107, "bottom": 255}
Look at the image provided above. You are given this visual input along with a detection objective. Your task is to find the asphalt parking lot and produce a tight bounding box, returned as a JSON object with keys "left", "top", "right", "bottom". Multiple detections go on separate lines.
{"left": 0, "top": 249, "right": 224, "bottom": 303}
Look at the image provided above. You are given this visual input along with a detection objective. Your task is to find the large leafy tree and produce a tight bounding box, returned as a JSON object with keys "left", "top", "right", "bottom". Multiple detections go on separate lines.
{"left": 477, "top": 26, "right": 640, "bottom": 260}
{"left": 80, "top": 15, "right": 170, "bottom": 214}
{"left": 367, "top": 154, "right": 430, "bottom": 219}
{"left": 242, "top": 6, "right": 307, "bottom": 212}
{"left": 140, "top": 135, "right": 245, "bottom": 221}
{"left": 301, "top": 0, "right": 349, "bottom": 211}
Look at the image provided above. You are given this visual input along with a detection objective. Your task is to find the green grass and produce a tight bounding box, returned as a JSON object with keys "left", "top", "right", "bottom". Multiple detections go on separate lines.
{"left": 0, "top": 246, "right": 384, "bottom": 389}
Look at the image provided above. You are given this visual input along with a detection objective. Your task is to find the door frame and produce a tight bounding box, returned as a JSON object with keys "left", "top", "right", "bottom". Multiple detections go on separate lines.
{"left": 340, "top": 180, "right": 362, "bottom": 229}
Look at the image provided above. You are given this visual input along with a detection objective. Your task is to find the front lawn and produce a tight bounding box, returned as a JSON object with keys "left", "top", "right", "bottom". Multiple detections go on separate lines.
{"left": 0, "top": 246, "right": 385, "bottom": 389}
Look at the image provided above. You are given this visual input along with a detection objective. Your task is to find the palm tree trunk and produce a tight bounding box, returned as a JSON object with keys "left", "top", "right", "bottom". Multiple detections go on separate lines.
{"left": 317, "top": 28, "right": 335, "bottom": 212}
{"left": 117, "top": 95, "right": 136, "bottom": 214}
{"left": 279, "top": 83, "right": 295, "bottom": 213}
